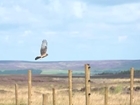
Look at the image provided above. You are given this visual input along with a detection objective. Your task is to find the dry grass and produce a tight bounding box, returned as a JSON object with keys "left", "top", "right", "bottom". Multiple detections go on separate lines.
{"left": 0, "top": 78, "right": 140, "bottom": 105}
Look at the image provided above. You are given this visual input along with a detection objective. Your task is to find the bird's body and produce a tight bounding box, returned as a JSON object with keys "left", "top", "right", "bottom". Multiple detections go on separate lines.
{"left": 35, "top": 39, "right": 48, "bottom": 60}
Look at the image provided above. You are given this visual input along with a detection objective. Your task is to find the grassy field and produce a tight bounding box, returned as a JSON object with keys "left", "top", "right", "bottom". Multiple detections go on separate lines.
{"left": 0, "top": 76, "right": 140, "bottom": 105}
{"left": 41, "top": 70, "right": 85, "bottom": 76}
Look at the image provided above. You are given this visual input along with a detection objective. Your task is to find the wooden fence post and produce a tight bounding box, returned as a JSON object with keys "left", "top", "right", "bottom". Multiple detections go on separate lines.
{"left": 28, "top": 70, "right": 32, "bottom": 105}
{"left": 85, "top": 64, "right": 91, "bottom": 105}
{"left": 68, "top": 70, "right": 72, "bottom": 105}
{"left": 15, "top": 84, "right": 18, "bottom": 105}
{"left": 52, "top": 88, "right": 56, "bottom": 105}
{"left": 130, "top": 67, "right": 134, "bottom": 105}
{"left": 104, "top": 86, "right": 108, "bottom": 105}
{"left": 42, "top": 94, "right": 47, "bottom": 105}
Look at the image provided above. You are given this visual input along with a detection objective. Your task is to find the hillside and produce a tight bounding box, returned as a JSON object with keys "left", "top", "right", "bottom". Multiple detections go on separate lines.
{"left": 0, "top": 60, "right": 140, "bottom": 73}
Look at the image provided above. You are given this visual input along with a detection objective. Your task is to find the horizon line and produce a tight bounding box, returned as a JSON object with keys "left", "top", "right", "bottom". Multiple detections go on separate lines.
{"left": 0, "top": 59, "right": 140, "bottom": 62}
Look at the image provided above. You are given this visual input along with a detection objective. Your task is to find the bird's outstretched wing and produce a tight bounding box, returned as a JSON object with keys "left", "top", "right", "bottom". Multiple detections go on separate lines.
{"left": 40, "top": 39, "right": 47, "bottom": 56}
{"left": 35, "top": 39, "right": 48, "bottom": 60}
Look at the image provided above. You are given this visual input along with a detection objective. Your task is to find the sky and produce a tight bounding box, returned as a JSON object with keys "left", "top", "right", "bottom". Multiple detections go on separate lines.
{"left": 0, "top": 0, "right": 140, "bottom": 61}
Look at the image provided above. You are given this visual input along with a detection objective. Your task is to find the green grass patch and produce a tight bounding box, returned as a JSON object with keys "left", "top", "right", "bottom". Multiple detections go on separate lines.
{"left": 41, "top": 70, "right": 85, "bottom": 76}
{"left": 110, "top": 85, "right": 123, "bottom": 94}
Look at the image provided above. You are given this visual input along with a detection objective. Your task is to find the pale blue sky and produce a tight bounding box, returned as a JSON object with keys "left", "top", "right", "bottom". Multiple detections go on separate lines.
{"left": 0, "top": 0, "right": 140, "bottom": 61}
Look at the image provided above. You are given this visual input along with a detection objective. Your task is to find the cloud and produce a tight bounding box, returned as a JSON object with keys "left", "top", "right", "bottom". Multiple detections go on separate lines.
{"left": 84, "top": 0, "right": 140, "bottom": 6}
{"left": 43, "top": 31, "right": 57, "bottom": 35}
{"left": 0, "top": 0, "right": 140, "bottom": 32}
{"left": 17, "top": 40, "right": 24, "bottom": 44}
{"left": 118, "top": 35, "right": 128, "bottom": 42}
{"left": 76, "top": 43, "right": 92, "bottom": 50}
{"left": 21, "top": 30, "right": 32, "bottom": 37}
{"left": 4, "top": 35, "right": 9, "bottom": 42}
{"left": 69, "top": 31, "right": 79, "bottom": 34}
{"left": 14, "top": 5, "right": 22, "bottom": 12}
{"left": 72, "top": 1, "right": 87, "bottom": 18}
{"left": 0, "top": 0, "right": 140, "bottom": 60}
{"left": 84, "top": 2, "right": 140, "bottom": 25}
{"left": 47, "top": 0, "right": 62, "bottom": 14}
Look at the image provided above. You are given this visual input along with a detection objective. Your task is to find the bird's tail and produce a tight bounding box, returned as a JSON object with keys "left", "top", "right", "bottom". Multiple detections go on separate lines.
{"left": 35, "top": 56, "right": 41, "bottom": 60}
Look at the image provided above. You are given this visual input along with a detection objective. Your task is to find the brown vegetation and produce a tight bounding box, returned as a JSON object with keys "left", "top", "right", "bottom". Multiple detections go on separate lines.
{"left": 0, "top": 75, "right": 140, "bottom": 105}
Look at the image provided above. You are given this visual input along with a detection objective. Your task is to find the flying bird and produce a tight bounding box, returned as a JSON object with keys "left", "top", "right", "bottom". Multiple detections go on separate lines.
{"left": 35, "top": 39, "right": 48, "bottom": 60}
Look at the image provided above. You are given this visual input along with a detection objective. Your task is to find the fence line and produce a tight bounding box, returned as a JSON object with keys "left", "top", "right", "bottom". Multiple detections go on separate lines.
{"left": 13, "top": 64, "right": 136, "bottom": 105}
{"left": 15, "top": 84, "right": 18, "bottom": 105}
{"left": 28, "top": 70, "right": 32, "bottom": 105}
{"left": 68, "top": 70, "right": 72, "bottom": 105}
{"left": 104, "top": 86, "right": 108, "bottom": 105}
{"left": 85, "top": 64, "right": 91, "bottom": 105}
{"left": 130, "top": 67, "right": 134, "bottom": 105}
{"left": 42, "top": 94, "right": 47, "bottom": 105}
{"left": 52, "top": 88, "right": 56, "bottom": 105}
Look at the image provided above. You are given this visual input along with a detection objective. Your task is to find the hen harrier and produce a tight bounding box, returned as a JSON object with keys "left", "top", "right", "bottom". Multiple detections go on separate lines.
{"left": 35, "top": 39, "right": 48, "bottom": 60}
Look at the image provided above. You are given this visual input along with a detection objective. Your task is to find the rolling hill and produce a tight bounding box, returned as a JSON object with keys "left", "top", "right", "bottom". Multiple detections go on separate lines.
{"left": 0, "top": 60, "right": 140, "bottom": 75}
